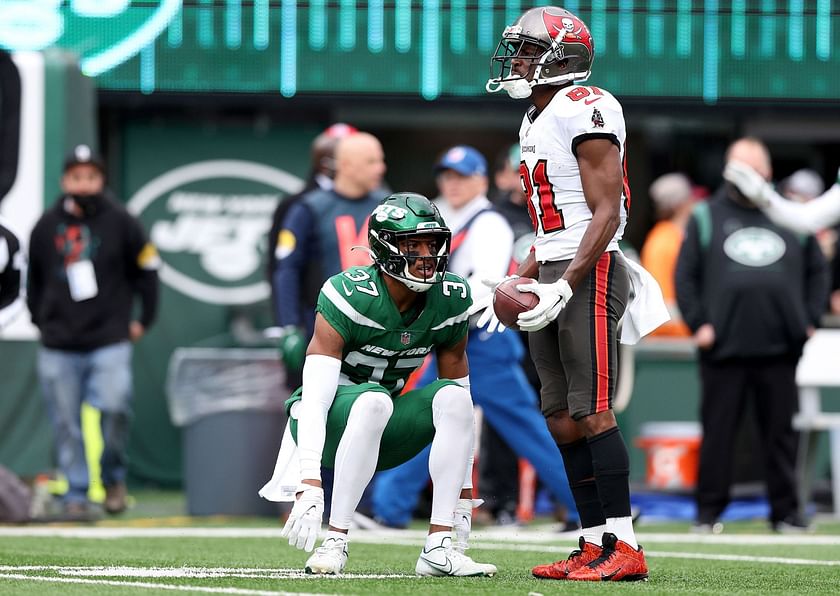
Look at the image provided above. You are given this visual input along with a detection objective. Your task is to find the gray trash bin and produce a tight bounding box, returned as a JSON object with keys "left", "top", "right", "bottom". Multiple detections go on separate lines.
{"left": 166, "top": 348, "right": 288, "bottom": 516}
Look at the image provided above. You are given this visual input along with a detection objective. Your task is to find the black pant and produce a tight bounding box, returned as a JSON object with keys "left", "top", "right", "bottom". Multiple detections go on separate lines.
{"left": 479, "top": 419, "right": 519, "bottom": 519}
{"left": 696, "top": 357, "right": 800, "bottom": 524}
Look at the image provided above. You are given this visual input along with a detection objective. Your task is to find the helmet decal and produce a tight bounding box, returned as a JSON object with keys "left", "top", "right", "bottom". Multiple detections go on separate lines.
{"left": 367, "top": 192, "right": 451, "bottom": 292}
{"left": 486, "top": 6, "right": 595, "bottom": 98}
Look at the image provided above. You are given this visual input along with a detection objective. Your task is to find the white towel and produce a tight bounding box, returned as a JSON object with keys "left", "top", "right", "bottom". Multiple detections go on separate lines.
{"left": 258, "top": 418, "right": 301, "bottom": 502}
{"left": 620, "top": 255, "right": 671, "bottom": 345}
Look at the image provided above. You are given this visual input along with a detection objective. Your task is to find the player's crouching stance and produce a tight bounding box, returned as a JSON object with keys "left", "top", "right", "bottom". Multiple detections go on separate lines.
{"left": 260, "top": 193, "right": 497, "bottom": 578}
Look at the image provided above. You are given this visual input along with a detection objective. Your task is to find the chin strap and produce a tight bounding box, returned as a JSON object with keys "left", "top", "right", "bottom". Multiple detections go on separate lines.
{"left": 349, "top": 245, "right": 376, "bottom": 263}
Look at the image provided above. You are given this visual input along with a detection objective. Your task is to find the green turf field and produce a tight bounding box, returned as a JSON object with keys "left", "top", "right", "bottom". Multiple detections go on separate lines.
{"left": 1, "top": 491, "right": 839, "bottom": 594}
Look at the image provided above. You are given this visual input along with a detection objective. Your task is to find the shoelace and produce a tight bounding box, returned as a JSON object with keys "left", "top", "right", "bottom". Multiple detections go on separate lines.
{"left": 444, "top": 547, "right": 475, "bottom": 566}
{"left": 315, "top": 540, "right": 347, "bottom": 556}
{"left": 585, "top": 546, "right": 617, "bottom": 569}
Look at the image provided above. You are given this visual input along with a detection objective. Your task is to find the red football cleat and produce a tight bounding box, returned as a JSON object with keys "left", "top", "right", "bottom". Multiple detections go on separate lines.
{"left": 532, "top": 536, "right": 603, "bottom": 580}
{"left": 567, "top": 532, "right": 648, "bottom": 582}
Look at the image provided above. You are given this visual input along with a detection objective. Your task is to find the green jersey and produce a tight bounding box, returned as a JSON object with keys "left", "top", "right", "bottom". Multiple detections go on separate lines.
{"left": 317, "top": 265, "right": 472, "bottom": 396}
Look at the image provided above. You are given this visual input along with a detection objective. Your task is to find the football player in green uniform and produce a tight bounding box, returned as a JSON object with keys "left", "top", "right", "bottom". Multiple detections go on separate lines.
{"left": 260, "top": 193, "right": 497, "bottom": 577}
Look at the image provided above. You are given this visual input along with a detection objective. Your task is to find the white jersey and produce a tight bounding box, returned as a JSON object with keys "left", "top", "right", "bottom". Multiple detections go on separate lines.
{"left": 519, "top": 84, "right": 629, "bottom": 262}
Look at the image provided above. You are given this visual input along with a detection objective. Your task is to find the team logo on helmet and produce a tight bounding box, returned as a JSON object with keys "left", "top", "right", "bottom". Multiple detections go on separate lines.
{"left": 486, "top": 6, "right": 595, "bottom": 98}
{"left": 543, "top": 10, "right": 593, "bottom": 51}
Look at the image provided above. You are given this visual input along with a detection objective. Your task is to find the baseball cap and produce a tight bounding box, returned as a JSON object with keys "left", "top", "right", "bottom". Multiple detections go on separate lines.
{"left": 63, "top": 144, "right": 105, "bottom": 173}
{"left": 435, "top": 145, "right": 488, "bottom": 177}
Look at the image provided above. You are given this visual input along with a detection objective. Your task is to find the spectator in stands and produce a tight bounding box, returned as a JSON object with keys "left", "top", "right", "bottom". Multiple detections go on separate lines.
{"left": 0, "top": 218, "right": 25, "bottom": 329}
{"left": 27, "top": 145, "right": 159, "bottom": 518}
{"left": 640, "top": 173, "right": 695, "bottom": 337}
{"left": 267, "top": 123, "right": 358, "bottom": 388}
{"left": 372, "top": 145, "right": 577, "bottom": 529}
{"left": 675, "top": 138, "right": 829, "bottom": 533}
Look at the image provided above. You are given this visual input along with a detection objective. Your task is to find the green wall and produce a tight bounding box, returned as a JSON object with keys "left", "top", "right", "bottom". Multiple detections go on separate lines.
{"left": 119, "top": 121, "right": 315, "bottom": 485}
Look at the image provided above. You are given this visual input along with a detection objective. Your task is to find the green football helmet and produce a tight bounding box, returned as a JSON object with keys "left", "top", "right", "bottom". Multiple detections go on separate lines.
{"left": 368, "top": 192, "right": 451, "bottom": 292}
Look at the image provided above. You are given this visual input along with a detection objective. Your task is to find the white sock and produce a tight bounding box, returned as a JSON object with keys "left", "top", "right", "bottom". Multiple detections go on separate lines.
{"left": 581, "top": 523, "right": 607, "bottom": 546}
{"left": 425, "top": 531, "right": 451, "bottom": 550}
{"left": 606, "top": 516, "right": 638, "bottom": 549}
{"left": 324, "top": 530, "right": 348, "bottom": 545}
{"left": 328, "top": 392, "right": 393, "bottom": 529}
{"left": 428, "top": 385, "right": 474, "bottom": 527}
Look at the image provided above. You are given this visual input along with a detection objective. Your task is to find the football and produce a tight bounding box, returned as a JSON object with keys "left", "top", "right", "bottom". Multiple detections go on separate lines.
{"left": 493, "top": 277, "right": 540, "bottom": 329}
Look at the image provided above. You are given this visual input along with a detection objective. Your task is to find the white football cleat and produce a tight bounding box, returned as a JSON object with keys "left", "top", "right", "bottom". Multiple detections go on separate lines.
{"left": 415, "top": 535, "right": 497, "bottom": 577}
{"left": 304, "top": 537, "right": 348, "bottom": 575}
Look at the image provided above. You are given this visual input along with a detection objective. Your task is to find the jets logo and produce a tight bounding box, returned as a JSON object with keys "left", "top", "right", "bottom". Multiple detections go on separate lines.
{"left": 127, "top": 159, "right": 302, "bottom": 305}
{"left": 372, "top": 204, "right": 407, "bottom": 222}
{"left": 0, "top": 1, "right": 182, "bottom": 77}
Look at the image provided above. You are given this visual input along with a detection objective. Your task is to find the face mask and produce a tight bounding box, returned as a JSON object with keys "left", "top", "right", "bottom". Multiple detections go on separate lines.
{"left": 72, "top": 193, "right": 105, "bottom": 217}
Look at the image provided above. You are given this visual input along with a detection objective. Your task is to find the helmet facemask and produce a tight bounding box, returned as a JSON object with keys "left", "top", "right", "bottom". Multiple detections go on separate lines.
{"left": 486, "top": 8, "right": 594, "bottom": 98}
{"left": 369, "top": 228, "right": 451, "bottom": 293}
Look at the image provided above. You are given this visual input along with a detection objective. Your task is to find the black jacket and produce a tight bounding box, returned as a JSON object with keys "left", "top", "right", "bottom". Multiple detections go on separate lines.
{"left": 27, "top": 194, "right": 159, "bottom": 351}
{"left": 676, "top": 188, "right": 829, "bottom": 361}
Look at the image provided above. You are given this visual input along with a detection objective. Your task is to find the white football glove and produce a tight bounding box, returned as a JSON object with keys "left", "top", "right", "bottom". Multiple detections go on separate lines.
{"left": 723, "top": 160, "right": 774, "bottom": 208}
{"left": 517, "top": 279, "right": 573, "bottom": 332}
{"left": 466, "top": 275, "right": 519, "bottom": 333}
{"left": 280, "top": 483, "right": 324, "bottom": 552}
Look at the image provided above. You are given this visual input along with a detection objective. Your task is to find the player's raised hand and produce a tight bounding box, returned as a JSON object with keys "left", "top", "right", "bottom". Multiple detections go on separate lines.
{"left": 723, "top": 161, "right": 774, "bottom": 208}
{"left": 517, "top": 279, "right": 573, "bottom": 332}
{"left": 467, "top": 276, "right": 518, "bottom": 333}
{"left": 281, "top": 483, "right": 324, "bottom": 552}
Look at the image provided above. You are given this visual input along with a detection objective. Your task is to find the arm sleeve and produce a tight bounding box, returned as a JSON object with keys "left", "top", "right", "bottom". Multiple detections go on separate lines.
{"left": 674, "top": 216, "right": 706, "bottom": 332}
{"left": 296, "top": 354, "right": 342, "bottom": 481}
{"left": 762, "top": 185, "right": 840, "bottom": 234}
{"left": 125, "top": 216, "right": 160, "bottom": 328}
{"left": 803, "top": 236, "right": 830, "bottom": 326}
{"left": 464, "top": 212, "right": 514, "bottom": 304}
{"left": 273, "top": 202, "right": 316, "bottom": 327}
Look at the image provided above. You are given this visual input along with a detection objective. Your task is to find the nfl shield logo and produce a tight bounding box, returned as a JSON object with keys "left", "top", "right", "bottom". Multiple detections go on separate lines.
{"left": 400, "top": 332, "right": 411, "bottom": 345}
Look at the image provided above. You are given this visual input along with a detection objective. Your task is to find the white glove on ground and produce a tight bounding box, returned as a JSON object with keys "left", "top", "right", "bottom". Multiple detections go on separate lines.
{"left": 723, "top": 160, "right": 774, "bottom": 208}
{"left": 517, "top": 279, "right": 573, "bottom": 332}
{"left": 280, "top": 484, "right": 324, "bottom": 552}
{"left": 467, "top": 275, "right": 519, "bottom": 333}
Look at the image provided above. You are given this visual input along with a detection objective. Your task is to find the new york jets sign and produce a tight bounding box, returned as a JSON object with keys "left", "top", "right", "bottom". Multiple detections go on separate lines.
{"left": 0, "top": 0, "right": 180, "bottom": 76}
{"left": 127, "top": 160, "right": 302, "bottom": 305}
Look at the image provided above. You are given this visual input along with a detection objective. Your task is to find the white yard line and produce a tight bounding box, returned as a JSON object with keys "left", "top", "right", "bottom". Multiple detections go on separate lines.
{"left": 646, "top": 551, "right": 840, "bottom": 567}
{"left": 0, "top": 572, "right": 335, "bottom": 596}
{"left": 0, "top": 565, "right": 413, "bottom": 579}
{"left": 3, "top": 526, "right": 840, "bottom": 546}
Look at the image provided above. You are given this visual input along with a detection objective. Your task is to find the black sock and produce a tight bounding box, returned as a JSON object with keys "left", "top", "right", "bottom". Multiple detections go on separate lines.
{"left": 587, "top": 427, "right": 631, "bottom": 519}
{"left": 559, "top": 437, "right": 606, "bottom": 528}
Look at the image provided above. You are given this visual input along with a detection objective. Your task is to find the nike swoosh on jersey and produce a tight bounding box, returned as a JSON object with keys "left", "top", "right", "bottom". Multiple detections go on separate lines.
{"left": 584, "top": 97, "right": 602, "bottom": 105}
{"left": 341, "top": 281, "right": 353, "bottom": 297}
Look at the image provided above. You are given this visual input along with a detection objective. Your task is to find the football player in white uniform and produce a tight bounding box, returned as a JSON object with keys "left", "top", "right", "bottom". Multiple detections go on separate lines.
{"left": 476, "top": 6, "right": 648, "bottom": 582}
